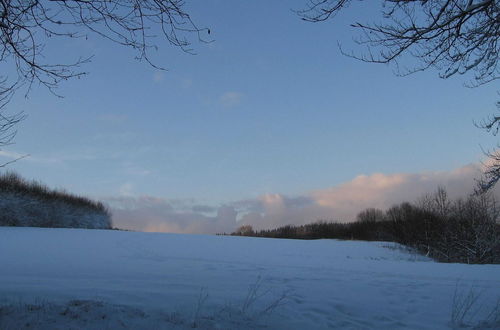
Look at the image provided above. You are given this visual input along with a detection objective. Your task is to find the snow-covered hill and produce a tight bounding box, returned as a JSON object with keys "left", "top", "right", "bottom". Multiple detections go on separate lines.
{"left": 0, "top": 171, "right": 111, "bottom": 229}
{"left": 0, "top": 191, "right": 111, "bottom": 229}
{"left": 0, "top": 227, "right": 499, "bottom": 329}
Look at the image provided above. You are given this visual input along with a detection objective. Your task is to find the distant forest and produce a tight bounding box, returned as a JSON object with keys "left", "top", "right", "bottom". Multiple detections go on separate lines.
{"left": 231, "top": 188, "right": 500, "bottom": 265}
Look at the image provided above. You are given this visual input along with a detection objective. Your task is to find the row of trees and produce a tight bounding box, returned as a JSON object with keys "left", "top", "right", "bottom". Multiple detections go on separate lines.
{"left": 233, "top": 188, "right": 500, "bottom": 264}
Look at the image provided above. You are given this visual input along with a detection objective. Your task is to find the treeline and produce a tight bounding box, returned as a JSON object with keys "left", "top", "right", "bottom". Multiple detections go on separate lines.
{"left": 232, "top": 188, "right": 500, "bottom": 264}
{"left": 0, "top": 172, "right": 111, "bottom": 229}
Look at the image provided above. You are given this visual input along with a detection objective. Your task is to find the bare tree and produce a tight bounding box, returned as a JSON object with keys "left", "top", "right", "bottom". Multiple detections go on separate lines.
{"left": 234, "top": 225, "right": 254, "bottom": 236}
{"left": 0, "top": 79, "right": 24, "bottom": 166}
{"left": 451, "top": 192, "right": 500, "bottom": 263}
{"left": 297, "top": 0, "right": 498, "bottom": 86}
{"left": 297, "top": 0, "right": 499, "bottom": 190}
{"left": 475, "top": 101, "right": 500, "bottom": 191}
{"left": 478, "top": 149, "right": 500, "bottom": 191}
{"left": 0, "top": 0, "right": 209, "bottom": 154}
{"left": 356, "top": 207, "right": 384, "bottom": 223}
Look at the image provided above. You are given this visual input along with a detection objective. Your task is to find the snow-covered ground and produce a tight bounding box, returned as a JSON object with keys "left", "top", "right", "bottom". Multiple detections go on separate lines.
{"left": 0, "top": 227, "right": 499, "bottom": 329}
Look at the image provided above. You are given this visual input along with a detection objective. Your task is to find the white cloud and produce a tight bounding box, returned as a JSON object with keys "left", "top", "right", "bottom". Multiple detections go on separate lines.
{"left": 0, "top": 150, "right": 26, "bottom": 160}
{"left": 97, "top": 114, "right": 128, "bottom": 124}
{"left": 307, "top": 163, "right": 484, "bottom": 221}
{"left": 106, "top": 163, "right": 495, "bottom": 234}
{"left": 118, "top": 183, "right": 134, "bottom": 196}
{"left": 219, "top": 92, "right": 244, "bottom": 108}
{"left": 106, "top": 196, "right": 236, "bottom": 234}
{"left": 181, "top": 78, "right": 193, "bottom": 89}
{"left": 153, "top": 71, "right": 165, "bottom": 83}
{"left": 0, "top": 150, "right": 63, "bottom": 165}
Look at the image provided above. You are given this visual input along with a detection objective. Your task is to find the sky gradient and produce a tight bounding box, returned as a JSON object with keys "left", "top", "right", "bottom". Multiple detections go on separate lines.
{"left": 1, "top": 1, "right": 498, "bottom": 233}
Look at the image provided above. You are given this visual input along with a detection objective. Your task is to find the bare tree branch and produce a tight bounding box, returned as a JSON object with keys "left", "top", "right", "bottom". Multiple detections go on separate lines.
{"left": 298, "top": 0, "right": 499, "bottom": 86}
{"left": 0, "top": 0, "right": 209, "bottom": 163}
{"left": 298, "top": 1, "right": 499, "bottom": 191}
{"left": 0, "top": 0, "right": 209, "bottom": 94}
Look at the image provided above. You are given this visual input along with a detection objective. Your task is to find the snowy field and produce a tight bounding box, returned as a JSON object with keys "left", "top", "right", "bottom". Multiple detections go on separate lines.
{"left": 0, "top": 227, "right": 499, "bottom": 329}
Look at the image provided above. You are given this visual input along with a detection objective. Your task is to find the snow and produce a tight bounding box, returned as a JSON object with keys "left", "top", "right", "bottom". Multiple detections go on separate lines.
{"left": 0, "top": 192, "right": 110, "bottom": 229}
{"left": 0, "top": 227, "right": 499, "bottom": 329}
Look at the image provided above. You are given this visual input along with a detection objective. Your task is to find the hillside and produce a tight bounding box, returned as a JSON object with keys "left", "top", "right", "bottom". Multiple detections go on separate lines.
{"left": 0, "top": 227, "right": 499, "bottom": 329}
{"left": 0, "top": 173, "right": 111, "bottom": 229}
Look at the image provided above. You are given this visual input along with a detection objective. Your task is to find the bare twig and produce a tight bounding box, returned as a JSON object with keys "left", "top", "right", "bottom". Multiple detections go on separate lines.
{"left": 297, "top": 0, "right": 499, "bottom": 87}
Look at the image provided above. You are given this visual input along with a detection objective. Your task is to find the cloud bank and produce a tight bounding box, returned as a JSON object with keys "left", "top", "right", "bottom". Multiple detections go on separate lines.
{"left": 106, "top": 163, "right": 494, "bottom": 234}
{"left": 219, "top": 92, "right": 244, "bottom": 108}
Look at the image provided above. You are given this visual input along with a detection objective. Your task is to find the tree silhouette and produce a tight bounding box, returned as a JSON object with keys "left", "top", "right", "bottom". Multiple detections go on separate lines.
{"left": 0, "top": 0, "right": 209, "bottom": 153}
{"left": 298, "top": 0, "right": 498, "bottom": 86}
{"left": 298, "top": 0, "right": 499, "bottom": 190}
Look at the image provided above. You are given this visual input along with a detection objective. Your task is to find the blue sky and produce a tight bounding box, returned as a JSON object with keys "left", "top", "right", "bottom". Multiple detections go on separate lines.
{"left": 1, "top": 1, "right": 498, "bottom": 232}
